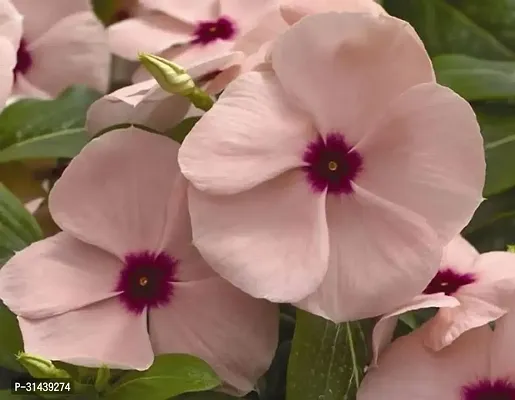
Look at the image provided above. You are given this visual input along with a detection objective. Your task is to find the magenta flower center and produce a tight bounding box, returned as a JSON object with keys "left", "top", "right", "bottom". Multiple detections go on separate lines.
{"left": 462, "top": 378, "right": 515, "bottom": 400}
{"left": 15, "top": 39, "right": 32, "bottom": 76}
{"left": 423, "top": 267, "right": 476, "bottom": 296}
{"left": 192, "top": 16, "right": 237, "bottom": 45}
{"left": 302, "top": 133, "right": 363, "bottom": 195}
{"left": 115, "top": 251, "right": 178, "bottom": 314}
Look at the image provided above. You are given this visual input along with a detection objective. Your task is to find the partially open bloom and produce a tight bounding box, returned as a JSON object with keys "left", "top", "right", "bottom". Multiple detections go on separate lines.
{"left": 108, "top": 0, "right": 284, "bottom": 80}
{"left": 86, "top": 52, "right": 242, "bottom": 137}
{"left": 0, "top": 129, "right": 279, "bottom": 394}
{"left": 372, "top": 235, "right": 515, "bottom": 362}
{"left": 0, "top": 0, "right": 22, "bottom": 106}
{"left": 9, "top": 0, "right": 110, "bottom": 98}
{"left": 358, "top": 313, "right": 515, "bottom": 400}
{"left": 178, "top": 12, "right": 485, "bottom": 322}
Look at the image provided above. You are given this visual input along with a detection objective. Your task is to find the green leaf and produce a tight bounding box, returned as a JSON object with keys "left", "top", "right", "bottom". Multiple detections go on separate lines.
{"left": 286, "top": 311, "right": 373, "bottom": 400}
{"left": 0, "top": 301, "right": 23, "bottom": 371}
{"left": 0, "top": 184, "right": 43, "bottom": 265}
{"left": 433, "top": 55, "right": 515, "bottom": 100}
{"left": 167, "top": 117, "right": 201, "bottom": 144}
{"left": 474, "top": 103, "right": 515, "bottom": 196}
{"left": 0, "top": 390, "right": 39, "bottom": 399}
{"left": 0, "top": 86, "right": 100, "bottom": 162}
{"left": 383, "top": 0, "right": 515, "bottom": 59}
{"left": 104, "top": 354, "right": 220, "bottom": 400}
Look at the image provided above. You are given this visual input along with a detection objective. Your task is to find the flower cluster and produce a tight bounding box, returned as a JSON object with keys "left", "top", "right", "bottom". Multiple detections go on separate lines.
{"left": 1, "top": 0, "right": 515, "bottom": 399}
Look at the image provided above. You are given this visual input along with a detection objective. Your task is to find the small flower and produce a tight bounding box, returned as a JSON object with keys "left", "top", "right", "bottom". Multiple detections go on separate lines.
{"left": 0, "top": 128, "right": 279, "bottom": 395}
{"left": 86, "top": 53, "right": 241, "bottom": 137}
{"left": 372, "top": 236, "right": 515, "bottom": 363}
{"left": 9, "top": 0, "right": 110, "bottom": 98}
{"left": 357, "top": 313, "right": 515, "bottom": 400}
{"left": 178, "top": 12, "right": 485, "bottom": 322}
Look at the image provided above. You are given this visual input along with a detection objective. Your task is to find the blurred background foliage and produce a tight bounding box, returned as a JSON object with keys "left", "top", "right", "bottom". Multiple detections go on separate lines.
{"left": 2, "top": 1, "right": 515, "bottom": 400}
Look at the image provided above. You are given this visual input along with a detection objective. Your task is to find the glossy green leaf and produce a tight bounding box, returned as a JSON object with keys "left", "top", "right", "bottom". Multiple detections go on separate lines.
{"left": 466, "top": 186, "right": 515, "bottom": 234}
{"left": 0, "top": 390, "right": 38, "bottom": 400}
{"left": 0, "top": 184, "right": 43, "bottom": 265}
{"left": 286, "top": 311, "right": 373, "bottom": 400}
{"left": 0, "top": 86, "right": 100, "bottom": 162}
{"left": 433, "top": 55, "right": 515, "bottom": 100}
{"left": 0, "top": 301, "right": 23, "bottom": 371}
{"left": 104, "top": 354, "right": 220, "bottom": 400}
{"left": 383, "top": 0, "right": 515, "bottom": 59}
{"left": 474, "top": 103, "right": 515, "bottom": 196}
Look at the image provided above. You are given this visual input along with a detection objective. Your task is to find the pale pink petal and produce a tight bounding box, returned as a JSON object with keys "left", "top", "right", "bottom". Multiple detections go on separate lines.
{"left": 179, "top": 71, "right": 314, "bottom": 195}
{"left": 19, "top": 298, "right": 153, "bottom": 370}
{"left": 423, "top": 297, "right": 505, "bottom": 352}
{"left": 295, "top": 184, "right": 441, "bottom": 322}
{"left": 149, "top": 277, "right": 279, "bottom": 394}
{"left": 0, "top": 0, "right": 22, "bottom": 48}
{"left": 490, "top": 311, "right": 515, "bottom": 378}
{"left": 280, "top": 0, "right": 385, "bottom": 26}
{"left": 49, "top": 128, "right": 186, "bottom": 259}
{"left": 0, "top": 233, "right": 122, "bottom": 319}
{"left": 25, "top": 12, "right": 110, "bottom": 96}
{"left": 371, "top": 294, "right": 460, "bottom": 366}
{"left": 220, "top": 0, "right": 279, "bottom": 31}
{"left": 171, "top": 40, "right": 235, "bottom": 70}
{"left": 441, "top": 235, "right": 479, "bottom": 273}
{"left": 13, "top": 73, "right": 51, "bottom": 99}
{"left": 354, "top": 83, "right": 485, "bottom": 243}
{"left": 108, "top": 14, "right": 192, "bottom": 60}
{"left": 271, "top": 12, "right": 434, "bottom": 145}
{"left": 187, "top": 170, "right": 329, "bottom": 302}
{"left": 12, "top": 0, "right": 92, "bottom": 39}
{"left": 140, "top": 0, "right": 218, "bottom": 23}
{"left": 424, "top": 251, "right": 515, "bottom": 351}
{"left": 357, "top": 325, "right": 492, "bottom": 400}
{"left": 0, "top": 38, "right": 16, "bottom": 105}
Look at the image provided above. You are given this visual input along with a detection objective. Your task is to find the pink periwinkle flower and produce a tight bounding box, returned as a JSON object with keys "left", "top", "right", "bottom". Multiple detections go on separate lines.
{"left": 108, "top": 0, "right": 286, "bottom": 81}
{"left": 86, "top": 52, "right": 242, "bottom": 137}
{"left": 372, "top": 235, "right": 515, "bottom": 364}
{"left": 0, "top": 0, "right": 22, "bottom": 106}
{"left": 358, "top": 313, "right": 515, "bottom": 400}
{"left": 7, "top": 0, "right": 110, "bottom": 99}
{"left": 177, "top": 12, "right": 486, "bottom": 323}
{"left": 0, "top": 128, "right": 279, "bottom": 394}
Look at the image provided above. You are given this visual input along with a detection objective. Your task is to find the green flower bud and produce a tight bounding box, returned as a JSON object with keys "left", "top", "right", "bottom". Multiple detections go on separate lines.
{"left": 139, "top": 52, "right": 214, "bottom": 111}
{"left": 16, "top": 353, "right": 71, "bottom": 379}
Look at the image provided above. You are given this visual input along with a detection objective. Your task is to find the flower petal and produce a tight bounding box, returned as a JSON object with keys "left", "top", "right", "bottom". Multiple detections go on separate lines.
{"left": 108, "top": 14, "right": 192, "bottom": 60}
{"left": 179, "top": 71, "right": 315, "bottom": 195}
{"left": 280, "top": 0, "right": 385, "bottom": 26}
{"left": 12, "top": 0, "right": 92, "bottom": 39}
{"left": 187, "top": 170, "right": 329, "bottom": 302}
{"left": 0, "top": 233, "right": 121, "bottom": 319}
{"left": 357, "top": 324, "right": 492, "bottom": 400}
{"left": 424, "top": 251, "right": 515, "bottom": 351}
{"left": 0, "top": 0, "right": 22, "bottom": 49}
{"left": 19, "top": 298, "right": 153, "bottom": 370}
{"left": 220, "top": 0, "right": 279, "bottom": 31}
{"left": 490, "top": 311, "right": 515, "bottom": 378}
{"left": 25, "top": 12, "right": 110, "bottom": 95}
{"left": 49, "top": 128, "right": 186, "bottom": 259}
{"left": 271, "top": 12, "right": 434, "bottom": 145}
{"left": 371, "top": 294, "right": 460, "bottom": 367}
{"left": 140, "top": 0, "right": 218, "bottom": 23}
{"left": 441, "top": 235, "right": 479, "bottom": 273}
{"left": 0, "top": 38, "right": 16, "bottom": 106}
{"left": 149, "top": 277, "right": 279, "bottom": 395}
{"left": 295, "top": 184, "right": 441, "bottom": 322}
{"left": 354, "top": 83, "right": 485, "bottom": 243}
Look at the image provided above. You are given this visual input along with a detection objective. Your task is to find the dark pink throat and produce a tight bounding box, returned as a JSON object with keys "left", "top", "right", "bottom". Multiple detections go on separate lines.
{"left": 423, "top": 267, "right": 476, "bottom": 296}
{"left": 462, "top": 379, "right": 515, "bottom": 400}
{"left": 15, "top": 39, "right": 32, "bottom": 76}
{"left": 192, "top": 16, "right": 237, "bottom": 45}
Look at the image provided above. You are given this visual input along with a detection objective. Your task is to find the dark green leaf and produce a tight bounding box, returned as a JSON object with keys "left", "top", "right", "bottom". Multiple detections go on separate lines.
{"left": 176, "top": 393, "right": 237, "bottom": 400}
{"left": 383, "top": 0, "right": 515, "bottom": 59}
{"left": 433, "top": 55, "right": 515, "bottom": 100}
{"left": 286, "top": 311, "right": 373, "bottom": 400}
{"left": 466, "top": 186, "right": 515, "bottom": 234}
{"left": 475, "top": 103, "right": 515, "bottom": 196}
{"left": 167, "top": 117, "right": 201, "bottom": 144}
{"left": 0, "top": 389, "right": 38, "bottom": 399}
{"left": 0, "top": 86, "right": 100, "bottom": 162}
{"left": 0, "top": 302, "right": 23, "bottom": 372}
{"left": 104, "top": 354, "right": 220, "bottom": 400}
{"left": 0, "top": 184, "right": 42, "bottom": 265}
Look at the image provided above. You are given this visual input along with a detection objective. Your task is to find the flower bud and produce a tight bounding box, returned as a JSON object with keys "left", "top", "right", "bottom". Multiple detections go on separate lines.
{"left": 16, "top": 352, "right": 71, "bottom": 379}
